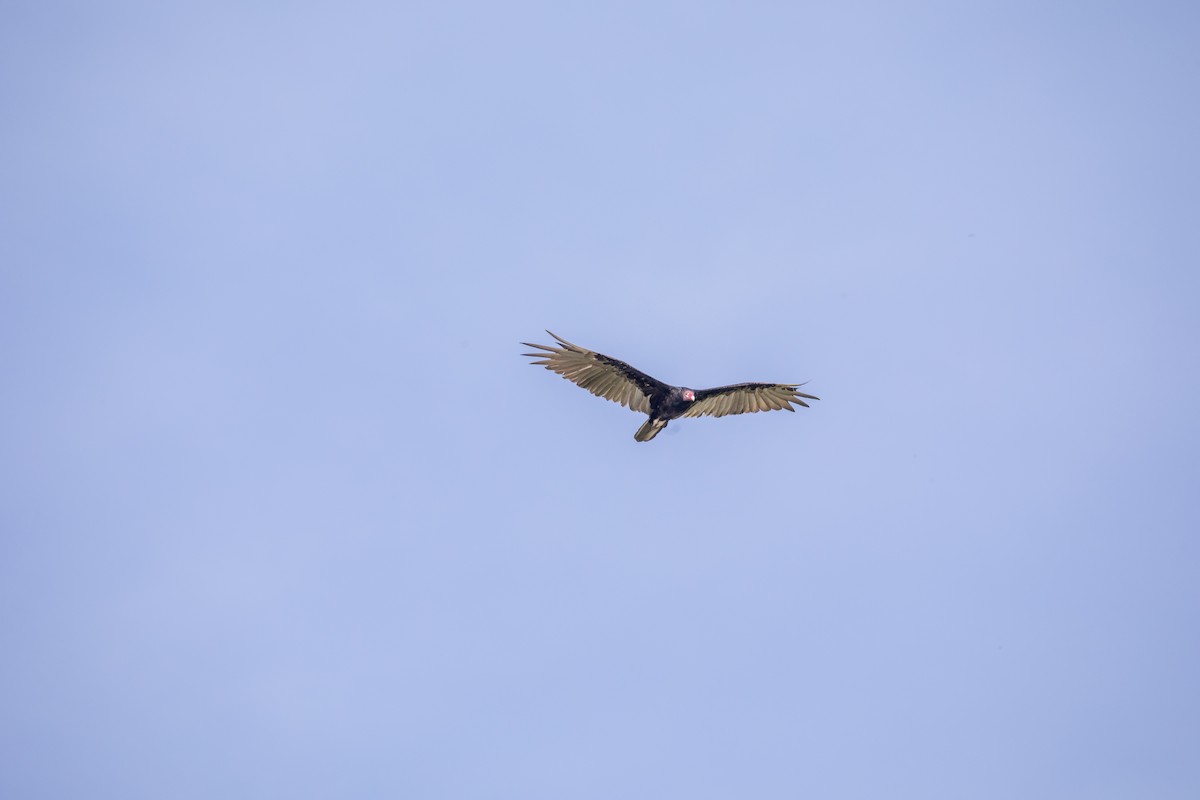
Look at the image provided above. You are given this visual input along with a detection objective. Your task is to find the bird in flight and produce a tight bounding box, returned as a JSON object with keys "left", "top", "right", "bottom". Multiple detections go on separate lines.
{"left": 522, "top": 331, "right": 819, "bottom": 442}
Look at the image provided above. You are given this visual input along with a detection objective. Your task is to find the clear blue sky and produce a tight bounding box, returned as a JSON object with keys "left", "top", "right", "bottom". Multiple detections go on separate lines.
{"left": 2, "top": 2, "right": 1198, "bottom": 797}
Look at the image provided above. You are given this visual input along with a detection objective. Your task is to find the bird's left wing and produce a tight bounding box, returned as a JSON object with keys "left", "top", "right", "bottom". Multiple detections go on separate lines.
{"left": 681, "top": 383, "right": 818, "bottom": 418}
{"left": 522, "top": 331, "right": 658, "bottom": 414}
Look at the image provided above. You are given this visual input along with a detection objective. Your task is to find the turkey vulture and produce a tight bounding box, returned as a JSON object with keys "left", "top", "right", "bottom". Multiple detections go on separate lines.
{"left": 522, "top": 331, "right": 818, "bottom": 442}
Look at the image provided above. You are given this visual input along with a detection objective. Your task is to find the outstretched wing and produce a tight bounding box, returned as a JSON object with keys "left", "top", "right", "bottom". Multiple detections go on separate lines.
{"left": 682, "top": 383, "right": 818, "bottom": 418}
{"left": 522, "top": 331, "right": 662, "bottom": 414}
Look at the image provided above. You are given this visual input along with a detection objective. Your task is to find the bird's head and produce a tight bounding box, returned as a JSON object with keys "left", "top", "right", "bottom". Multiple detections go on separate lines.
{"left": 682, "top": 389, "right": 695, "bottom": 402}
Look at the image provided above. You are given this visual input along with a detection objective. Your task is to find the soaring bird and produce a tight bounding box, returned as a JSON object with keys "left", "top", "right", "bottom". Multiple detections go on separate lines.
{"left": 522, "top": 331, "right": 818, "bottom": 442}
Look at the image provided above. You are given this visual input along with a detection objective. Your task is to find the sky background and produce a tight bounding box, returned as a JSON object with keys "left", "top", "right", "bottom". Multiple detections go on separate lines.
{"left": 2, "top": 1, "right": 1198, "bottom": 797}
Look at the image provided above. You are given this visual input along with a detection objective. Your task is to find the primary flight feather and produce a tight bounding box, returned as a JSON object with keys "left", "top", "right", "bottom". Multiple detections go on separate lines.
{"left": 522, "top": 331, "right": 818, "bottom": 442}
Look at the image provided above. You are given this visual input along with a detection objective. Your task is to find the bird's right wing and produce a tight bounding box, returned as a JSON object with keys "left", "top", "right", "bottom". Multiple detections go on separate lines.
{"left": 522, "top": 331, "right": 660, "bottom": 414}
{"left": 682, "top": 382, "right": 818, "bottom": 418}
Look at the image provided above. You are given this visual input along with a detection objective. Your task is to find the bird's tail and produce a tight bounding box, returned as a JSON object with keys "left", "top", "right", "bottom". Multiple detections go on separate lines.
{"left": 634, "top": 418, "right": 667, "bottom": 442}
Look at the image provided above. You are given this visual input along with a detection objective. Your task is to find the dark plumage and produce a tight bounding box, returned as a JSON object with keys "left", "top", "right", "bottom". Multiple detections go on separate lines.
{"left": 522, "top": 331, "right": 819, "bottom": 442}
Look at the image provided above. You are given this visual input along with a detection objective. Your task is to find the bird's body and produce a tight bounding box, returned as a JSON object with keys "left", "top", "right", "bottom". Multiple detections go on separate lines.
{"left": 633, "top": 385, "right": 695, "bottom": 442}
{"left": 522, "top": 331, "right": 818, "bottom": 442}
